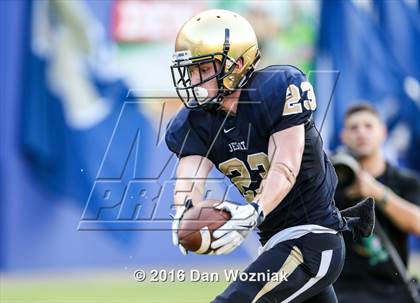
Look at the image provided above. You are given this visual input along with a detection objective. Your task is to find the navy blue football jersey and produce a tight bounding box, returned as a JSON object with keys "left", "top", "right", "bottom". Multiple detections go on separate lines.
{"left": 166, "top": 65, "right": 344, "bottom": 244}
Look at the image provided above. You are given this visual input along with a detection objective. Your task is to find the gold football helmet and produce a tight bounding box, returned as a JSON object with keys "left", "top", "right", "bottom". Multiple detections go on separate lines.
{"left": 171, "top": 9, "right": 260, "bottom": 111}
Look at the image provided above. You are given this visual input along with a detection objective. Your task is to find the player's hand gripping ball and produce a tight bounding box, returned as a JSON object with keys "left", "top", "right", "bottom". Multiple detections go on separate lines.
{"left": 176, "top": 200, "right": 231, "bottom": 255}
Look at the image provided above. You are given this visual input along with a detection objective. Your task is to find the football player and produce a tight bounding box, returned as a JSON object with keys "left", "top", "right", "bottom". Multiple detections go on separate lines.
{"left": 166, "top": 9, "right": 373, "bottom": 303}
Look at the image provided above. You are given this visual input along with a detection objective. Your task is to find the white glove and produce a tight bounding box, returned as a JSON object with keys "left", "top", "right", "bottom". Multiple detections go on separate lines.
{"left": 171, "top": 199, "right": 193, "bottom": 255}
{"left": 211, "top": 201, "right": 265, "bottom": 255}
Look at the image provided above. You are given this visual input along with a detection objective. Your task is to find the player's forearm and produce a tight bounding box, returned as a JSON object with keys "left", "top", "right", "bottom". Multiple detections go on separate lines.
{"left": 173, "top": 156, "right": 213, "bottom": 208}
{"left": 380, "top": 191, "right": 420, "bottom": 235}
{"left": 254, "top": 162, "right": 297, "bottom": 216}
{"left": 255, "top": 125, "right": 304, "bottom": 216}
{"left": 174, "top": 179, "right": 205, "bottom": 208}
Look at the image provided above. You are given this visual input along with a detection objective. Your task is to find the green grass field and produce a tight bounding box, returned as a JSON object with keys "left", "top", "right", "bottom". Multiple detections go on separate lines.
{"left": 1, "top": 254, "right": 418, "bottom": 303}
{"left": 1, "top": 279, "right": 229, "bottom": 303}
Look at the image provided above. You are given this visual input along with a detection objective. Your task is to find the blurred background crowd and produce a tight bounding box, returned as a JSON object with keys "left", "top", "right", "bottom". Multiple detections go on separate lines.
{"left": 1, "top": 0, "right": 419, "bottom": 302}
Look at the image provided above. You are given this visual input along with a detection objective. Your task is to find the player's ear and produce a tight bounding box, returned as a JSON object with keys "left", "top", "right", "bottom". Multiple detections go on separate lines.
{"left": 235, "top": 57, "right": 244, "bottom": 70}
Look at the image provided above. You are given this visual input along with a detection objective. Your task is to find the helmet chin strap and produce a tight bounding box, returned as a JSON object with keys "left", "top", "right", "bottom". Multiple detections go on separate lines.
{"left": 201, "top": 95, "right": 223, "bottom": 112}
{"left": 201, "top": 89, "right": 234, "bottom": 113}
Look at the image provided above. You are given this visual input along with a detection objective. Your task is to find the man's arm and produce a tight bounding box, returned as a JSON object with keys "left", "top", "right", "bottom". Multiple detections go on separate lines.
{"left": 350, "top": 172, "right": 420, "bottom": 235}
{"left": 254, "top": 124, "right": 305, "bottom": 216}
{"left": 171, "top": 155, "right": 213, "bottom": 255}
{"left": 381, "top": 191, "right": 420, "bottom": 235}
{"left": 173, "top": 155, "right": 214, "bottom": 208}
{"left": 210, "top": 124, "right": 305, "bottom": 255}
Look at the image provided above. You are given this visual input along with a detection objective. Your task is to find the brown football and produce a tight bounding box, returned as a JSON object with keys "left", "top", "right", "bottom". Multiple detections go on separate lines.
{"left": 178, "top": 200, "right": 231, "bottom": 254}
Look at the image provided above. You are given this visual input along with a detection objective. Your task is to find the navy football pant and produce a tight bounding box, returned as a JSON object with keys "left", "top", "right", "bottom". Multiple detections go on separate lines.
{"left": 213, "top": 232, "right": 345, "bottom": 303}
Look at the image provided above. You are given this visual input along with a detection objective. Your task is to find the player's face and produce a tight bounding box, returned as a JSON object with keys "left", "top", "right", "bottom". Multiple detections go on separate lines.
{"left": 341, "top": 111, "right": 386, "bottom": 158}
{"left": 189, "top": 61, "right": 221, "bottom": 99}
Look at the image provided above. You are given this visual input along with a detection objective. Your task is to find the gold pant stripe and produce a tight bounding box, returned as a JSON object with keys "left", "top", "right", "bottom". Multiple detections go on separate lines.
{"left": 251, "top": 245, "right": 304, "bottom": 303}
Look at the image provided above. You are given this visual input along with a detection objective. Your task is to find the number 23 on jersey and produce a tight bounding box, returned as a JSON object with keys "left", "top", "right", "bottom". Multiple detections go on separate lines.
{"left": 283, "top": 81, "right": 317, "bottom": 116}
